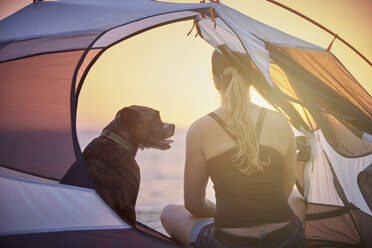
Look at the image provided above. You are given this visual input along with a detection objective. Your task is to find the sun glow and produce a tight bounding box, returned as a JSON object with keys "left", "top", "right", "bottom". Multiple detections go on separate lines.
{"left": 250, "top": 87, "right": 275, "bottom": 111}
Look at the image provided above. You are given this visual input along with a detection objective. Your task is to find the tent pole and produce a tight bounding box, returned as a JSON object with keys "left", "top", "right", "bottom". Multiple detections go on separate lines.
{"left": 266, "top": 0, "right": 372, "bottom": 67}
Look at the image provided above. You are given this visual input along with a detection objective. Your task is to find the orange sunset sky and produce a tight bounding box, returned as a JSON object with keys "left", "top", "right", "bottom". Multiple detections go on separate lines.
{"left": 1, "top": 0, "right": 371, "bottom": 129}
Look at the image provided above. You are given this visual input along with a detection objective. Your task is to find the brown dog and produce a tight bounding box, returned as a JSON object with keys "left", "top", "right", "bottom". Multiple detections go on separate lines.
{"left": 61, "top": 105, "right": 175, "bottom": 226}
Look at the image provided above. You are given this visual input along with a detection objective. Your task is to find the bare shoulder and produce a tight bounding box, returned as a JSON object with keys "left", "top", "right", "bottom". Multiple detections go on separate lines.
{"left": 262, "top": 109, "right": 294, "bottom": 154}
{"left": 265, "top": 109, "right": 292, "bottom": 133}
{"left": 186, "top": 115, "right": 213, "bottom": 143}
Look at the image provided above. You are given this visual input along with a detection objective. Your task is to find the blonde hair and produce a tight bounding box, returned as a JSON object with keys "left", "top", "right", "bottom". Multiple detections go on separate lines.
{"left": 217, "top": 66, "right": 269, "bottom": 175}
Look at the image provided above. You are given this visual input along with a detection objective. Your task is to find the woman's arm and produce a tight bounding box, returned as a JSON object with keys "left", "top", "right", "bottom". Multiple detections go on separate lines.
{"left": 282, "top": 119, "right": 297, "bottom": 199}
{"left": 183, "top": 123, "right": 216, "bottom": 217}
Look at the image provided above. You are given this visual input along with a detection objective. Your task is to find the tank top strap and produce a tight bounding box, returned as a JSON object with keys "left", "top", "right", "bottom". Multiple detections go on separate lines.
{"left": 208, "top": 108, "right": 267, "bottom": 142}
{"left": 255, "top": 108, "right": 267, "bottom": 141}
{"left": 207, "top": 112, "right": 236, "bottom": 142}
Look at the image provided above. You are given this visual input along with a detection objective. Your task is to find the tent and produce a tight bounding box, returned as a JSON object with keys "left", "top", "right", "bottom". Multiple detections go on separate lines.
{"left": 0, "top": 0, "right": 371, "bottom": 247}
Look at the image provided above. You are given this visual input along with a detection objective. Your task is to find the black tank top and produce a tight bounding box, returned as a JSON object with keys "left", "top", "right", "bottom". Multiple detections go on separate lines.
{"left": 207, "top": 109, "right": 294, "bottom": 227}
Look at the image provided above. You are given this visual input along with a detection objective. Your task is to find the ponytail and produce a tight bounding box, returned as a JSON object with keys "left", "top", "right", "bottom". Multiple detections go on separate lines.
{"left": 220, "top": 66, "right": 269, "bottom": 175}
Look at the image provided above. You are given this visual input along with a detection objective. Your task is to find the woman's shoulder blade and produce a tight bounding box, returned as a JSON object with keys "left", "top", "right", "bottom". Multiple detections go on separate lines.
{"left": 189, "top": 114, "right": 216, "bottom": 131}
{"left": 259, "top": 109, "right": 294, "bottom": 155}
{"left": 264, "top": 109, "right": 291, "bottom": 130}
{"left": 187, "top": 115, "right": 213, "bottom": 141}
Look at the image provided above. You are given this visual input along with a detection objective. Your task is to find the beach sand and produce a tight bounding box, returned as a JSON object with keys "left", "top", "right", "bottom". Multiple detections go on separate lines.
{"left": 136, "top": 208, "right": 167, "bottom": 236}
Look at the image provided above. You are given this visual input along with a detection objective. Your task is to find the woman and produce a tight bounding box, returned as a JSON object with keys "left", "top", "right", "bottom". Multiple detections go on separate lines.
{"left": 161, "top": 49, "right": 304, "bottom": 247}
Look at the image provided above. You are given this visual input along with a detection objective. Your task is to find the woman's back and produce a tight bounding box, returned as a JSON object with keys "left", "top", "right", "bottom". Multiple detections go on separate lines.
{"left": 187, "top": 104, "right": 297, "bottom": 235}
{"left": 194, "top": 105, "right": 293, "bottom": 162}
{"left": 161, "top": 48, "right": 303, "bottom": 247}
{"left": 208, "top": 106, "right": 294, "bottom": 226}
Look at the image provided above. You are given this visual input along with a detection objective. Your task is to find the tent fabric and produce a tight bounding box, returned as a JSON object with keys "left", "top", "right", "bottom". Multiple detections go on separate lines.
{"left": 302, "top": 130, "right": 372, "bottom": 215}
{"left": 92, "top": 11, "right": 198, "bottom": 48}
{"left": 210, "top": 3, "right": 323, "bottom": 91}
{"left": 196, "top": 4, "right": 372, "bottom": 157}
{"left": 305, "top": 203, "right": 372, "bottom": 247}
{"left": 0, "top": 11, "right": 199, "bottom": 63}
{"left": 0, "top": 32, "right": 101, "bottom": 62}
{"left": 0, "top": 175, "right": 179, "bottom": 248}
{"left": 0, "top": 0, "right": 211, "bottom": 44}
{"left": 321, "top": 131, "right": 372, "bottom": 215}
{"left": 358, "top": 164, "right": 372, "bottom": 212}
{"left": 312, "top": 113, "right": 372, "bottom": 158}
{"left": 267, "top": 45, "right": 372, "bottom": 142}
{"left": 0, "top": 51, "right": 86, "bottom": 180}
{"left": 1, "top": 228, "right": 179, "bottom": 248}
{"left": 297, "top": 130, "right": 372, "bottom": 246}
{"left": 0, "top": 166, "right": 58, "bottom": 183}
{"left": 273, "top": 47, "right": 372, "bottom": 120}
{"left": 351, "top": 208, "right": 372, "bottom": 246}
{"left": 305, "top": 203, "right": 360, "bottom": 245}
{"left": 0, "top": 174, "right": 129, "bottom": 236}
{"left": 303, "top": 131, "right": 344, "bottom": 207}
{"left": 213, "top": 3, "right": 322, "bottom": 50}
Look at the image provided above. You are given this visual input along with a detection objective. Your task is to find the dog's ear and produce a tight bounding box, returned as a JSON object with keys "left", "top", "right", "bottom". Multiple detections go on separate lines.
{"left": 117, "top": 107, "right": 138, "bottom": 125}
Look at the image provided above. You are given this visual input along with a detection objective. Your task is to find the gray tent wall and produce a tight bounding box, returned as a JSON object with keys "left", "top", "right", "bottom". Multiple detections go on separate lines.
{"left": 0, "top": 174, "right": 181, "bottom": 247}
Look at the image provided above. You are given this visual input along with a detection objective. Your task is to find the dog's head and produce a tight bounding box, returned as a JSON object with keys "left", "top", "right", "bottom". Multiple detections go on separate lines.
{"left": 114, "top": 105, "right": 175, "bottom": 150}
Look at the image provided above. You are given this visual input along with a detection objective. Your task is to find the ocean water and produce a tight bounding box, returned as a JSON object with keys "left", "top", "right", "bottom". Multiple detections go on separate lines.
{"left": 77, "top": 127, "right": 216, "bottom": 210}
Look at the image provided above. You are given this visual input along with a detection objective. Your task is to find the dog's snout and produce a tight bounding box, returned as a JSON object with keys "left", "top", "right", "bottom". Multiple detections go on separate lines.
{"left": 163, "top": 123, "right": 175, "bottom": 132}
